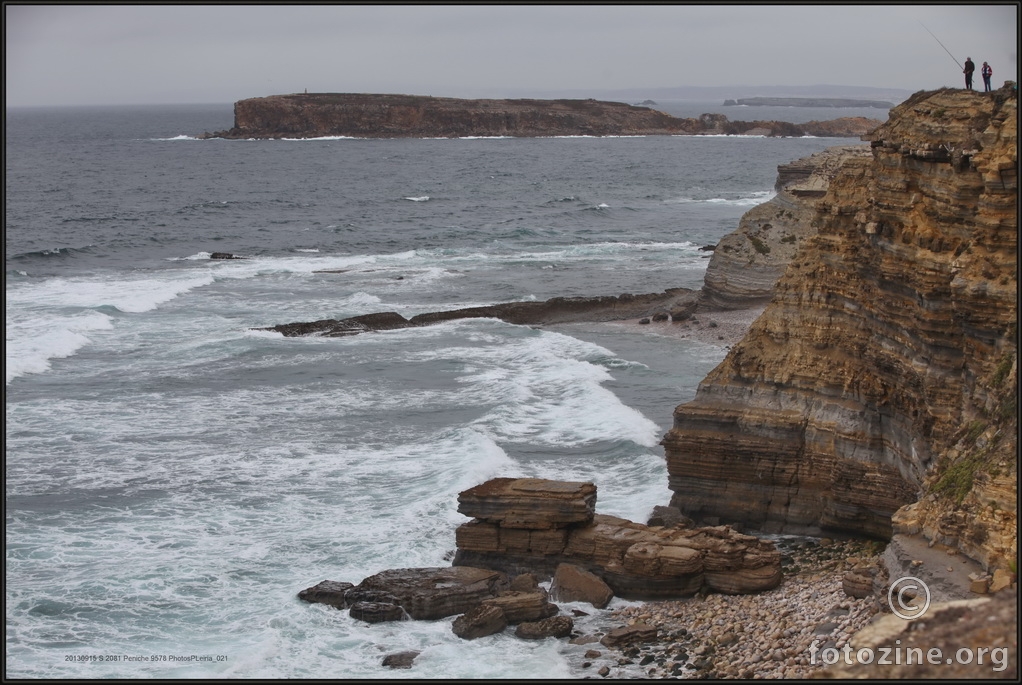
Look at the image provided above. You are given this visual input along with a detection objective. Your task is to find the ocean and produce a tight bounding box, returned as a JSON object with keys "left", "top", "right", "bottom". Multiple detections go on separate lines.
{"left": 5, "top": 100, "right": 873, "bottom": 678}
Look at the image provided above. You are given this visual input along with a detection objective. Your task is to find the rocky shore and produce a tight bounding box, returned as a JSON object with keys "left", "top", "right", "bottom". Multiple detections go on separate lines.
{"left": 588, "top": 538, "right": 885, "bottom": 679}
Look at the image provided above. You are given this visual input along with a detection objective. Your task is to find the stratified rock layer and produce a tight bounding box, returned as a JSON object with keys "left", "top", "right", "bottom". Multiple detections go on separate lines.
{"left": 458, "top": 477, "right": 596, "bottom": 530}
{"left": 663, "top": 88, "right": 1017, "bottom": 565}
{"left": 453, "top": 478, "right": 782, "bottom": 598}
{"left": 701, "top": 145, "right": 873, "bottom": 309}
{"left": 344, "top": 566, "right": 509, "bottom": 620}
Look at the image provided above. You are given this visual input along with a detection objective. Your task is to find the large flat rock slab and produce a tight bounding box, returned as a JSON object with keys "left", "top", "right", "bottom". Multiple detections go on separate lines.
{"left": 458, "top": 477, "right": 597, "bottom": 529}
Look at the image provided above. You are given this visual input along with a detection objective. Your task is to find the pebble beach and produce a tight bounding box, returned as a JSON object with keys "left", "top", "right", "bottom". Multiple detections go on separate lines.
{"left": 577, "top": 538, "right": 887, "bottom": 679}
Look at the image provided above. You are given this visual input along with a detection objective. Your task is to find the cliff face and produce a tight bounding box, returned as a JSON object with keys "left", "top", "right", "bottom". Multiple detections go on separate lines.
{"left": 200, "top": 93, "right": 881, "bottom": 139}
{"left": 701, "top": 145, "right": 872, "bottom": 309}
{"left": 662, "top": 88, "right": 1017, "bottom": 568}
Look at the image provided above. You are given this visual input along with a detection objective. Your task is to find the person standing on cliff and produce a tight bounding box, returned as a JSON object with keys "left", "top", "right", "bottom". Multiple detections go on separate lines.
{"left": 981, "top": 61, "right": 993, "bottom": 91}
{"left": 963, "top": 57, "right": 975, "bottom": 89}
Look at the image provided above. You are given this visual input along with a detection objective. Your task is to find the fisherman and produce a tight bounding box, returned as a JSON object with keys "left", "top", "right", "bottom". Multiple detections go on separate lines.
{"left": 963, "top": 57, "right": 975, "bottom": 90}
{"left": 981, "top": 61, "right": 993, "bottom": 92}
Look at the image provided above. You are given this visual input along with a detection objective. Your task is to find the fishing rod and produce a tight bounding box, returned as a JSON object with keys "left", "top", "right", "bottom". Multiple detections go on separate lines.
{"left": 919, "top": 21, "right": 963, "bottom": 70}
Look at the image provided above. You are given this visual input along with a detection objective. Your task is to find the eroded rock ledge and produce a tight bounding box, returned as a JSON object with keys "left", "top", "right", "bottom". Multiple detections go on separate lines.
{"left": 199, "top": 92, "right": 881, "bottom": 139}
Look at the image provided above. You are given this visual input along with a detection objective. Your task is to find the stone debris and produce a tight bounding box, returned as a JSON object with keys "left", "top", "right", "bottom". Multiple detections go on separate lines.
{"left": 587, "top": 538, "right": 885, "bottom": 679}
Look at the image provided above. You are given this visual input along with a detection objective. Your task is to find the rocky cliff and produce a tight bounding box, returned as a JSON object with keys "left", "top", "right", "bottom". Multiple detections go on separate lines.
{"left": 701, "top": 144, "right": 873, "bottom": 309}
{"left": 662, "top": 88, "right": 1017, "bottom": 573}
{"left": 199, "top": 93, "right": 881, "bottom": 139}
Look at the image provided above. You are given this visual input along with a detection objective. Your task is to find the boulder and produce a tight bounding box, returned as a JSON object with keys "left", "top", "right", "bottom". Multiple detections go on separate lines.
{"left": 297, "top": 580, "right": 354, "bottom": 608}
{"left": 550, "top": 563, "right": 614, "bottom": 609}
{"left": 843, "top": 567, "right": 875, "bottom": 599}
{"left": 381, "top": 651, "right": 420, "bottom": 669}
{"left": 480, "top": 590, "right": 559, "bottom": 624}
{"left": 349, "top": 601, "right": 405, "bottom": 623}
{"left": 514, "top": 615, "right": 574, "bottom": 640}
{"left": 350, "top": 566, "right": 509, "bottom": 620}
{"left": 646, "top": 505, "right": 694, "bottom": 529}
{"left": 458, "top": 477, "right": 596, "bottom": 529}
{"left": 452, "top": 604, "right": 508, "bottom": 639}
{"left": 510, "top": 573, "right": 539, "bottom": 592}
{"left": 990, "top": 568, "right": 1017, "bottom": 593}
{"left": 600, "top": 622, "right": 659, "bottom": 648}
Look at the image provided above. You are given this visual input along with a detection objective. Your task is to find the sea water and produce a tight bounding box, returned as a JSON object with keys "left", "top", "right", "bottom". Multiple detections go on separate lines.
{"left": 5, "top": 102, "right": 871, "bottom": 678}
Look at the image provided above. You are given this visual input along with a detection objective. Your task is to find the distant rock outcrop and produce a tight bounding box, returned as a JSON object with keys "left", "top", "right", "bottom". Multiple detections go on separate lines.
{"left": 199, "top": 93, "right": 882, "bottom": 139}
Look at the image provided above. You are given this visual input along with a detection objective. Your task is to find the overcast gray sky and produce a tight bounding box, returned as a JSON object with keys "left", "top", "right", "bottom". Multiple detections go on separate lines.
{"left": 5, "top": 4, "right": 1018, "bottom": 107}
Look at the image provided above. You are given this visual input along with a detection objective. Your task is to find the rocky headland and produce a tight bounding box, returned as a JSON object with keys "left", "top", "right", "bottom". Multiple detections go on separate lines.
{"left": 198, "top": 92, "right": 881, "bottom": 139}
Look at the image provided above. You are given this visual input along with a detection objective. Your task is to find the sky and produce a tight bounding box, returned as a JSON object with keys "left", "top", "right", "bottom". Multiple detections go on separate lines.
{"left": 5, "top": 3, "right": 1019, "bottom": 107}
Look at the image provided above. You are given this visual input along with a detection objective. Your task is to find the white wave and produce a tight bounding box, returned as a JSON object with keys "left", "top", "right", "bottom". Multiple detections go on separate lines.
{"left": 404, "top": 196, "right": 430, "bottom": 202}
{"left": 705, "top": 190, "right": 775, "bottom": 206}
{"left": 151, "top": 135, "right": 196, "bottom": 141}
{"left": 665, "top": 190, "right": 775, "bottom": 207}
{"left": 6, "top": 272, "right": 215, "bottom": 314}
{"left": 401, "top": 324, "right": 661, "bottom": 448}
{"left": 278, "top": 135, "right": 359, "bottom": 141}
{"left": 5, "top": 310, "right": 112, "bottom": 384}
{"left": 294, "top": 248, "right": 320, "bottom": 253}
{"left": 502, "top": 241, "right": 698, "bottom": 262}
{"left": 174, "top": 251, "right": 223, "bottom": 261}
{"left": 5, "top": 270, "right": 218, "bottom": 383}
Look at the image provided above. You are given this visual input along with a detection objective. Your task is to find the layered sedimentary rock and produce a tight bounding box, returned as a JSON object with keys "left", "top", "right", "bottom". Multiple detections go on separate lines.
{"left": 701, "top": 145, "right": 873, "bottom": 309}
{"left": 299, "top": 566, "right": 510, "bottom": 621}
{"left": 199, "top": 93, "right": 881, "bottom": 139}
{"left": 663, "top": 87, "right": 1017, "bottom": 567}
{"left": 453, "top": 478, "right": 782, "bottom": 598}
